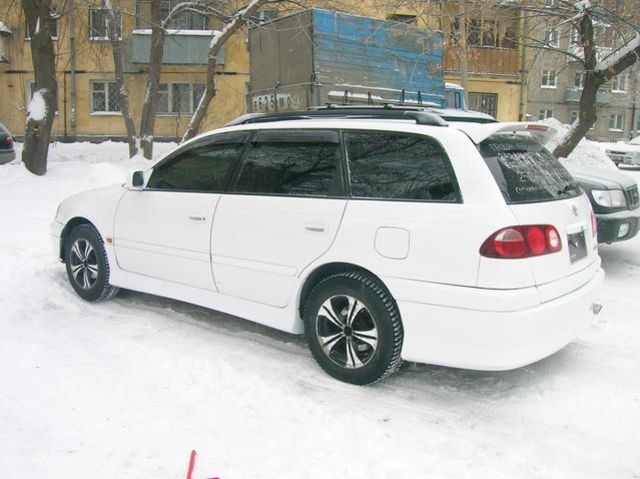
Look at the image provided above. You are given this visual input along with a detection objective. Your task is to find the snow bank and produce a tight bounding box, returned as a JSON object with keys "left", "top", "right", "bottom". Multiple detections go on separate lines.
{"left": 27, "top": 89, "right": 47, "bottom": 122}
{"left": 541, "top": 118, "right": 618, "bottom": 170}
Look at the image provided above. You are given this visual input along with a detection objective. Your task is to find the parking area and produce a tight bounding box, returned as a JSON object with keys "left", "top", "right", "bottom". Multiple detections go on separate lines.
{"left": 1, "top": 145, "right": 638, "bottom": 478}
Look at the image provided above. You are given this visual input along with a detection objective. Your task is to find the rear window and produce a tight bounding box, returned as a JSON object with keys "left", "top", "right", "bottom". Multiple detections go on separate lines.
{"left": 479, "top": 135, "right": 581, "bottom": 204}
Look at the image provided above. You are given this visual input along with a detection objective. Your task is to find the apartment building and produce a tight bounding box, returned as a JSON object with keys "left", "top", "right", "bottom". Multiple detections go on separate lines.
{"left": 526, "top": 12, "right": 640, "bottom": 141}
{"left": 0, "top": 0, "right": 250, "bottom": 141}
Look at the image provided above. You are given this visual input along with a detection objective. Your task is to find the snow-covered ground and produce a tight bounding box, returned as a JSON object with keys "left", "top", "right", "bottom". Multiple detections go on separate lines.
{"left": 1, "top": 143, "right": 639, "bottom": 479}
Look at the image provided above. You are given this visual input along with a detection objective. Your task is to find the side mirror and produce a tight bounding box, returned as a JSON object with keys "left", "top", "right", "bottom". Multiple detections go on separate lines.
{"left": 126, "top": 170, "right": 147, "bottom": 190}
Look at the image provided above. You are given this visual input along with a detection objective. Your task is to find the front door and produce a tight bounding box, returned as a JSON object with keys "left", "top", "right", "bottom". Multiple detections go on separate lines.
{"left": 113, "top": 131, "right": 250, "bottom": 291}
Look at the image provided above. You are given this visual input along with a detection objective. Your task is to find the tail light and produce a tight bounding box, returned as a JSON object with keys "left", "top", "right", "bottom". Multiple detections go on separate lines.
{"left": 590, "top": 210, "right": 597, "bottom": 239}
{"left": 480, "top": 225, "right": 562, "bottom": 259}
{"left": 3, "top": 136, "right": 13, "bottom": 147}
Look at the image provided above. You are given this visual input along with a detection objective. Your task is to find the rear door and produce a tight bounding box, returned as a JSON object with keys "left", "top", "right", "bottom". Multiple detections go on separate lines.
{"left": 478, "top": 134, "right": 598, "bottom": 290}
{"left": 113, "top": 131, "right": 249, "bottom": 290}
{"left": 211, "top": 129, "right": 347, "bottom": 307}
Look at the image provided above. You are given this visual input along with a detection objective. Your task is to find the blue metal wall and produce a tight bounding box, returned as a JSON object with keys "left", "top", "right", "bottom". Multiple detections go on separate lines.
{"left": 312, "top": 10, "right": 445, "bottom": 105}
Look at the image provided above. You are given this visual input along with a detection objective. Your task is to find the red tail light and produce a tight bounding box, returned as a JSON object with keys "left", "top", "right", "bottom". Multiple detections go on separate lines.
{"left": 590, "top": 210, "right": 597, "bottom": 239}
{"left": 481, "top": 225, "right": 562, "bottom": 259}
{"left": 3, "top": 136, "right": 13, "bottom": 147}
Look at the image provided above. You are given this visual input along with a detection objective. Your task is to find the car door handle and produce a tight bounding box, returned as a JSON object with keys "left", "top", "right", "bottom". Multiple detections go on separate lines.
{"left": 188, "top": 215, "right": 206, "bottom": 222}
{"left": 305, "top": 223, "right": 326, "bottom": 233}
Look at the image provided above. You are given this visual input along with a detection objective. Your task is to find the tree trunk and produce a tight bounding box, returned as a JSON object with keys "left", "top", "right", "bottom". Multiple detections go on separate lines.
{"left": 553, "top": 10, "right": 604, "bottom": 158}
{"left": 21, "top": 0, "right": 58, "bottom": 176}
{"left": 182, "top": 0, "right": 270, "bottom": 142}
{"left": 139, "top": 0, "right": 165, "bottom": 160}
{"left": 105, "top": 3, "right": 138, "bottom": 157}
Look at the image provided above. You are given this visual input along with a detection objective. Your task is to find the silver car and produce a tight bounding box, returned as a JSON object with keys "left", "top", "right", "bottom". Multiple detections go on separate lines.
{"left": 0, "top": 123, "right": 16, "bottom": 164}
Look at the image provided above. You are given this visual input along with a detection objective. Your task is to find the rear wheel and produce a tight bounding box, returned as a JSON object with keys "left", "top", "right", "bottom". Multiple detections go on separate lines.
{"left": 64, "top": 224, "right": 119, "bottom": 302}
{"left": 303, "top": 272, "right": 403, "bottom": 385}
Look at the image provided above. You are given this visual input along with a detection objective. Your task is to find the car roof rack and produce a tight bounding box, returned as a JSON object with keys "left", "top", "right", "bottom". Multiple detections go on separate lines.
{"left": 224, "top": 104, "right": 449, "bottom": 127}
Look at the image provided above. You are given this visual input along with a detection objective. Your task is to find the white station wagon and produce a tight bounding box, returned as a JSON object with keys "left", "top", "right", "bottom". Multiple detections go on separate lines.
{"left": 51, "top": 106, "right": 604, "bottom": 384}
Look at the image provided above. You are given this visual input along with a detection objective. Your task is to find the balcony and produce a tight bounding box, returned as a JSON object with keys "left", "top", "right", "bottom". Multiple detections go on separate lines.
{"left": 131, "top": 29, "right": 224, "bottom": 65}
{"left": 444, "top": 47, "right": 518, "bottom": 77}
{"left": 565, "top": 88, "right": 611, "bottom": 105}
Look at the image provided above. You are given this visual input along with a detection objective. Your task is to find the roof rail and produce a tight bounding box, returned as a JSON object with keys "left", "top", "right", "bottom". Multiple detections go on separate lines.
{"left": 225, "top": 107, "right": 449, "bottom": 127}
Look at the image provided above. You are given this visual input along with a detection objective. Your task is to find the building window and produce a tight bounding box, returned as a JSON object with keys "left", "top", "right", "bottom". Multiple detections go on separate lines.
{"left": 538, "top": 109, "right": 553, "bottom": 120}
{"left": 161, "top": 1, "right": 207, "bottom": 30}
{"left": 541, "top": 70, "right": 557, "bottom": 88}
{"left": 544, "top": 29, "right": 559, "bottom": 48}
{"left": 91, "top": 81, "right": 120, "bottom": 113}
{"left": 156, "top": 83, "right": 205, "bottom": 114}
{"left": 468, "top": 92, "right": 498, "bottom": 118}
{"left": 250, "top": 9, "right": 278, "bottom": 26}
{"left": 612, "top": 74, "right": 627, "bottom": 93}
{"left": 545, "top": 0, "right": 555, "bottom": 6}
{"left": 574, "top": 72, "right": 585, "bottom": 89}
{"left": 25, "top": 10, "right": 58, "bottom": 39}
{"left": 452, "top": 18, "right": 515, "bottom": 49}
{"left": 570, "top": 111, "right": 579, "bottom": 124}
{"left": 571, "top": 28, "right": 581, "bottom": 45}
{"left": 90, "top": 7, "right": 122, "bottom": 40}
{"left": 609, "top": 114, "right": 624, "bottom": 131}
{"left": 387, "top": 14, "right": 417, "bottom": 25}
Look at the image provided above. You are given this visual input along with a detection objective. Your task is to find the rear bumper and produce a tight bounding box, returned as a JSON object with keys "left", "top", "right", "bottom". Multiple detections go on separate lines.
{"left": 596, "top": 209, "right": 640, "bottom": 243}
{"left": 388, "top": 268, "right": 604, "bottom": 370}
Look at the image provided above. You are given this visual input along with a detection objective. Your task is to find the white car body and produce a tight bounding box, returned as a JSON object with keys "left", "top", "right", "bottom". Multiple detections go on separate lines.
{"left": 51, "top": 117, "right": 604, "bottom": 372}
{"left": 600, "top": 136, "right": 640, "bottom": 166}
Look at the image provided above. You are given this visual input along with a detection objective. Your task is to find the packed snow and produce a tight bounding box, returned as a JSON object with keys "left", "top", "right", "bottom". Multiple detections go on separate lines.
{"left": 1, "top": 142, "right": 639, "bottom": 478}
{"left": 27, "top": 89, "right": 48, "bottom": 122}
{"left": 541, "top": 117, "right": 618, "bottom": 170}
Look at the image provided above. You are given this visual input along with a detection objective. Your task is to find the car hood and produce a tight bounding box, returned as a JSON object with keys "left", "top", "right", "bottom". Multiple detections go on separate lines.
{"left": 564, "top": 163, "right": 637, "bottom": 189}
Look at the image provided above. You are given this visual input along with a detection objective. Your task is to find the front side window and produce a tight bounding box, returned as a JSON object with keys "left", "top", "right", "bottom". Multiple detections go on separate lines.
{"left": 344, "top": 131, "right": 459, "bottom": 202}
{"left": 91, "top": 81, "right": 120, "bottom": 112}
{"left": 90, "top": 7, "right": 122, "bottom": 39}
{"left": 147, "top": 132, "right": 249, "bottom": 192}
{"left": 479, "top": 135, "right": 581, "bottom": 204}
{"left": 234, "top": 130, "right": 341, "bottom": 197}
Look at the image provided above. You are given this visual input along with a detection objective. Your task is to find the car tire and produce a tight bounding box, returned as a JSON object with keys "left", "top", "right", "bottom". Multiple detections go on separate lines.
{"left": 303, "top": 271, "right": 403, "bottom": 385}
{"left": 64, "top": 224, "right": 119, "bottom": 302}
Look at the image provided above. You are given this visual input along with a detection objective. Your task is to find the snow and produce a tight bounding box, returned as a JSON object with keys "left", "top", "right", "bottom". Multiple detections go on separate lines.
{"left": 132, "top": 28, "right": 219, "bottom": 36}
{"left": 596, "top": 33, "right": 640, "bottom": 73}
{"left": 1, "top": 142, "right": 640, "bottom": 478}
{"left": 27, "top": 89, "right": 47, "bottom": 122}
{"left": 541, "top": 117, "right": 618, "bottom": 170}
{"left": 34, "top": 17, "right": 40, "bottom": 35}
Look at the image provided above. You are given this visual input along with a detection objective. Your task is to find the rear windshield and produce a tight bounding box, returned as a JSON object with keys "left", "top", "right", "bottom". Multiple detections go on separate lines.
{"left": 479, "top": 135, "right": 581, "bottom": 204}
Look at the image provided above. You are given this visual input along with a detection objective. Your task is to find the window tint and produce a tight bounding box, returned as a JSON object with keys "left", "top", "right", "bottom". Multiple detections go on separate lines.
{"left": 148, "top": 132, "right": 248, "bottom": 192}
{"left": 234, "top": 130, "right": 341, "bottom": 196}
{"left": 344, "top": 131, "right": 459, "bottom": 202}
{"left": 479, "top": 135, "right": 581, "bottom": 204}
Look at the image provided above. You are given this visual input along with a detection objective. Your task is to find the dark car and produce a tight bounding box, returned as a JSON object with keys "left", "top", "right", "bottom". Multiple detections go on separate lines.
{"left": 565, "top": 163, "right": 640, "bottom": 243}
{"left": 0, "top": 123, "right": 16, "bottom": 164}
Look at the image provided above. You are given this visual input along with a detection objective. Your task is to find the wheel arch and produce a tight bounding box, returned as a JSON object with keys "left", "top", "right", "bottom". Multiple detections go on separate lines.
{"left": 298, "top": 262, "right": 395, "bottom": 320}
{"left": 59, "top": 217, "right": 96, "bottom": 261}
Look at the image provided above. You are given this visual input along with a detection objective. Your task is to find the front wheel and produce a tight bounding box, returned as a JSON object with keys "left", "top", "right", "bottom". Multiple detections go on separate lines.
{"left": 64, "top": 224, "right": 119, "bottom": 302}
{"left": 303, "top": 272, "right": 403, "bottom": 385}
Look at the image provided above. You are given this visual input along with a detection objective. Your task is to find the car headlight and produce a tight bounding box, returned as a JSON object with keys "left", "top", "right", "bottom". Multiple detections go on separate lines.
{"left": 591, "top": 189, "right": 626, "bottom": 208}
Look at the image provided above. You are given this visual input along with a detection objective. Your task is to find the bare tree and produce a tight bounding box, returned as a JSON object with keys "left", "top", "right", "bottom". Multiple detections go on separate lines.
{"left": 182, "top": 0, "right": 272, "bottom": 142}
{"left": 516, "top": 0, "right": 640, "bottom": 157}
{"left": 21, "top": 0, "right": 58, "bottom": 175}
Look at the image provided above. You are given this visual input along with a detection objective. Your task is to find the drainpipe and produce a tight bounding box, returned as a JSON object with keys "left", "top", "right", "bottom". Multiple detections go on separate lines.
{"left": 518, "top": 11, "right": 528, "bottom": 122}
{"left": 69, "top": 0, "right": 77, "bottom": 134}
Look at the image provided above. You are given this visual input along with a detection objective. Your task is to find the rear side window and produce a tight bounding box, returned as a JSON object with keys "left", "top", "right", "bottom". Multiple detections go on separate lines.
{"left": 344, "top": 131, "right": 459, "bottom": 202}
{"left": 148, "top": 131, "right": 248, "bottom": 192}
{"left": 479, "top": 135, "right": 581, "bottom": 204}
{"left": 233, "top": 130, "right": 342, "bottom": 197}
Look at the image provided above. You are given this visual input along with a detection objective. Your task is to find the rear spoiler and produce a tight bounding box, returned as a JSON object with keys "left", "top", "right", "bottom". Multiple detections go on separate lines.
{"left": 452, "top": 122, "right": 559, "bottom": 146}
